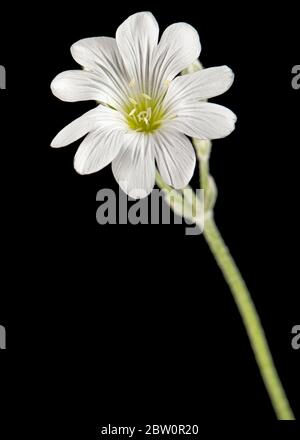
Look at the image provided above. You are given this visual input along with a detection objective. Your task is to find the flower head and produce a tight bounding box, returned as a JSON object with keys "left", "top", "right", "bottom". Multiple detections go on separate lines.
{"left": 51, "top": 11, "right": 236, "bottom": 198}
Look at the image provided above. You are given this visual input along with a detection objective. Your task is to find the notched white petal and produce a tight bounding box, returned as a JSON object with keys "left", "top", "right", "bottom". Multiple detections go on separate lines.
{"left": 112, "top": 133, "right": 156, "bottom": 199}
{"left": 71, "top": 37, "right": 117, "bottom": 70}
{"left": 153, "top": 22, "right": 201, "bottom": 93}
{"left": 166, "top": 102, "right": 237, "bottom": 140}
{"left": 74, "top": 127, "right": 124, "bottom": 175}
{"left": 116, "top": 11, "right": 159, "bottom": 89}
{"left": 51, "top": 105, "right": 126, "bottom": 148}
{"left": 154, "top": 130, "right": 196, "bottom": 189}
{"left": 164, "top": 65, "right": 234, "bottom": 109}
{"left": 51, "top": 106, "right": 102, "bottom": 148}
{"left": 70, "top": 37, "right": 130, "bottom": 92}
{"left": 50, "top": 70, "right": 123, "bottom": 107}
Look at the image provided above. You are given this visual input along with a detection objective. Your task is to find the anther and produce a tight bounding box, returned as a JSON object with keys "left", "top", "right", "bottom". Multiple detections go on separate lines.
{"left": 129, "top": 108, "right": 136, "bottom": 117}
{"left": 129, "top": 97, "right": 138, "bottom": 105}
{"left": 137, "top": 111, "right": 148, "bottom": 122}
{"left": 146, "top": 107, "right": 152, "bottom": 120}
{"left": 141, "top": 93, "right": 152, "bottom": 100}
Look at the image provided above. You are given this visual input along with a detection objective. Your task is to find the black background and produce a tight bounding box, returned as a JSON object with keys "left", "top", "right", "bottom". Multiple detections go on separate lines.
{"left": 0, "top": 0, "right": 299, "bottom": 436}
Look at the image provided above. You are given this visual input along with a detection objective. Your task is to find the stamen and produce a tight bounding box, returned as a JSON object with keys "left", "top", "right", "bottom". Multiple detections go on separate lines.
{"left": 129, "top": 97, "right": 138, "bottom": 105}
{"left": 146, "top": 107, "right": 152, "bottom": 120}
{"left": 137, "top": 111, "right": 148, "bottom": 122}
{"left": 141, "top": 93, "right": 152, "bottom": 100}
{"left": 128, "top": 108, "right": 136, "bottom": 117}
{"left": 125, "top": 92, "right": 166, "bottom": 133}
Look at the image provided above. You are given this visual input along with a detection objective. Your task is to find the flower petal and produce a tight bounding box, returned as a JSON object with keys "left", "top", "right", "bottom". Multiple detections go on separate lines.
{"left": 112, "top": 133, "right": 155, "bottom": 199}
{"left": 152, "top": 22, "right": 201, "bottom": 96}
{"left": 164, "top": 66, "right": 234, "bottom": 109}
{"left": 50, "top": 70, "right": 124, "bottom": 107}
{"left": 51, "top": 105, "right": 126, "bottom": 148}
{"left": 116, "top": 12, "right": 159, "bottom": 93}
{"left": 74, "top": 126, "right": 125, "bottom": 175}
{"left": 51, "top": 107, "right": 100, "bottom": 148}
{"left": 71, "top": 37, "right": 130, "bottom": 92}
{"left": 153, "top": 130, "right": 196, "bottom": 189}
{"left": 166, "top": 102, "right": 237, "bottom": 139}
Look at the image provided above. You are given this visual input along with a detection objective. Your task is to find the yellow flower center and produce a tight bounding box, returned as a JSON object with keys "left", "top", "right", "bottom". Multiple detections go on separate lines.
{"left": 124, "top": 92, "right": 166, "bottom": 133}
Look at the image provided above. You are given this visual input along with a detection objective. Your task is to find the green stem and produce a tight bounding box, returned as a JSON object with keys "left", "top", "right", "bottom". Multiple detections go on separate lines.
{"left": 155, "top": 158, "right": 295, "bottom": 419}
{"left": 200, "top": 158, "right": 209, "bottom": 197}
{"left": 199, "top": 158, "right": 295, "bottom": 420}
{"left": 203, "top": 217, "right": 295, "bottom": 419}
{"left": 155, "top": 171, "right": 173, "bottom": 192}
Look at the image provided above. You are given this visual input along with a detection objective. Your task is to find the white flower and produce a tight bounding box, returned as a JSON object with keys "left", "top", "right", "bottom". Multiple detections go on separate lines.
{"left": 51, "top": 11, "right": 236, "bottom": 199}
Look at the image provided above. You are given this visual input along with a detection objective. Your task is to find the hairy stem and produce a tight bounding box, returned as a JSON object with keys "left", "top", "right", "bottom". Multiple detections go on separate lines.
{"left": 203, "top": 216, "right": 295, "bottom": 420}
{"left": 199, "top": 154, "right": 295, "bottom": 420}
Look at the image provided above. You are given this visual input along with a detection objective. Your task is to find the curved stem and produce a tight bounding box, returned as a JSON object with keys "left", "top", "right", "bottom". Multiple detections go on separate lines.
{"left": 203, "top": 216, "right": 295, "bottom": 420}
{"left": 199, "top": 156, "right": 295, "bottom": 420}
{"left": 155, "top": 157, "right": 295, "bottom": 419}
